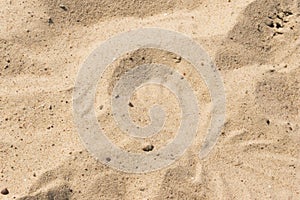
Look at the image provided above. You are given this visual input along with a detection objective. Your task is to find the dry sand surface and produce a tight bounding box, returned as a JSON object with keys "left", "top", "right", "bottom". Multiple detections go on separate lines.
{"left": 1, "top": 0, "right": 300, "bottom": 199}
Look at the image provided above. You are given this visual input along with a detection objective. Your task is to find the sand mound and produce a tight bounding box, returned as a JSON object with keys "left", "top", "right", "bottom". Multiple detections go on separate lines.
{"left": 42, "top": 0, "right": 201, "bottom": 26}
{"left": 215, "top": 0, "right": 299, "bottom": 70}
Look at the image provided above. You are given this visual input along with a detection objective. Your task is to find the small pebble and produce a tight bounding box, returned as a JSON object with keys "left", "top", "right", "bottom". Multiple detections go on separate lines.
{"left": 275, "top": 21, "right": 283, "bottom": 28}
{"left": 174, "top": 56, "right": 181, "bottom": 63}
{"left": 48, "top": 18, "right": 53, "bottom": 24}
{"left": 284, "top": 11, "right": 293, "bottom": 16}
{"left": 59, "top": 4, "right": 68, "bottom": 11}
{"left": 1, "top": 188, "right": 9, "bottom": 195}
{"left": 143, "top": 144, "right": 154, "bottom": 152}
{"left": 277, "top": 12, "right": 284, "bottom": 20}
{"left": 265, "top": 20, "right": 274, "bottom": 27}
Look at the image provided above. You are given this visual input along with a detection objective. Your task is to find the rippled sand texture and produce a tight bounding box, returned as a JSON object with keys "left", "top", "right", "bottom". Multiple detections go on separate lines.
{"left": 1, "top": 0, "right": 299, "bottom": 199}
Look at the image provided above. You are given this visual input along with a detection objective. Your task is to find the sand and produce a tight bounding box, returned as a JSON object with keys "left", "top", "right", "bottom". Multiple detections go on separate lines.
{"left": 1, "top": 0, "right": 299, "bottom": 199}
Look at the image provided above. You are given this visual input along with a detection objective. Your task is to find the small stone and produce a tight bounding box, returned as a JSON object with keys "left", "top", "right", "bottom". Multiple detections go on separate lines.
{"left": 265, "top": 20, "right": 274, "bottom": 27}
{"left": 48, "top": 18, "right": 54, "bottom": 24}
{"left": 284, "top": 11, "right": 293, "bottom": 16}
{"left": 174, "top": 56, "right": 181, "bottom": 63}
{"left": 128, "top": 102, "right": 134, "bottom": 107}
{"left": 275, "top": 21, "right": 283, "bottom": 28}
{"left": 1, "top": 188, "right": 9, "bottom": 195}
{"left": 59, "top": 4, "right": 68, "bottom": 11}
{"left": 277, "top": 12, "right": 284, "bottom": 20}
{"left": 142, "top": 144, "right": 154, "bottom": 152}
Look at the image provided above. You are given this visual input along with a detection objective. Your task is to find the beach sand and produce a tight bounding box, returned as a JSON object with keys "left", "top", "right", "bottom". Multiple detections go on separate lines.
{"left": 1, "top": 0, "right": 299, "bottom": 199}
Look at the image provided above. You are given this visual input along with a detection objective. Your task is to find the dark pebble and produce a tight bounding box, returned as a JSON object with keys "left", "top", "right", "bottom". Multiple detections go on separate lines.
{"left": 1, "top": 188, "right": 9, "bottom": 195}
{"left": 142, "top": 144, "right": 154, "bottom": 152}
{"left": 48, "top": 18, "right": 53, "bottom": 24}
{"left": 59, "top": 4, "right": 68, "bottom": 11}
